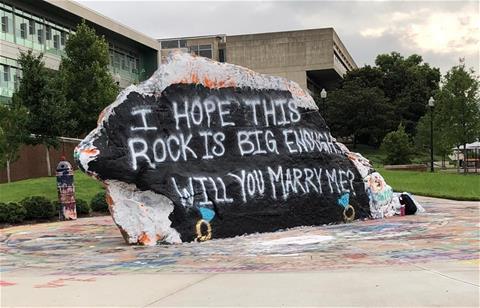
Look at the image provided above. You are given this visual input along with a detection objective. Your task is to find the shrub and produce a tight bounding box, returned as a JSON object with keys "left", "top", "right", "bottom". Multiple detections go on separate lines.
{"left": 53, "top": 200, "right": 61, "bottom": 213}
{"left": 381, "top": 124, "right": 414, "bottom": 165}
{"left": 21, "top": 196, "right": 56, "bottom": 220}
{"left": 91, "top": 191, "right": 109, "bottom": 213}
{"left": 0, "top": 202, "right": 27, "bottom": 223}
{"left": 75, "top": 199, "right": 91, "bottom": 216}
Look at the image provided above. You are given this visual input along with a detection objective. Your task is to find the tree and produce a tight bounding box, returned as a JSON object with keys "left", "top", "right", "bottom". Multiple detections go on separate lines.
{"left": 324, "top": 67, "right": 394, "bottom": 147}
{"left": 415, "top": 111, "right": 452, "bottom": 168}
{"left": 381, "top": 124, "right": 414, "bottom": 165}
{"left": 435, "top": 64, "right": 480, "bottom": 173}
{"left": 13, "top": 50, "right": 67, "bottom": 176}
{"left": 60, "top": 20, "right": 118, "bottom": 137}
{"left": 0, "top": 100, "right": 28, "bottom": 182}
{"left": 375, "top": 52, "right": 441, "bottom": 135}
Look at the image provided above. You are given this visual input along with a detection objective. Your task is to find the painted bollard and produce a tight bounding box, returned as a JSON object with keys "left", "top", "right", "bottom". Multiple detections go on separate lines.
{"left": 56, "top": 159, "right": 77, "bottom": 220}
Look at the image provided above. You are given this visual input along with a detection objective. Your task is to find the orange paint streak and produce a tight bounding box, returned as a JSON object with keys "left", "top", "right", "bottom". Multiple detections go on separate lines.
{"left": 175, "top": 73, "right": 237, "bottom": 89}
{"left": 138, "top": 232, "right": 151, "bottom": 245}
{"left": 105, "top": 192, "right": 114, "bottom": 207}
{"left": 203, "top": 76, "right": 214, "bottom": 88}
{"left": 191, "top": 73, "right": 199, "bottom": 84}
{"left": 82, "top": 148, "right": 99, "bottom": 156}
{"left": 97, "top": 108, "right": 107, "bottom": 125}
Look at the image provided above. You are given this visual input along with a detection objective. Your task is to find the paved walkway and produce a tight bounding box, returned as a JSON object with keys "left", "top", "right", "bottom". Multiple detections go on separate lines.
{"left": 1, "top": 196, "right": 479, "bottom": 307}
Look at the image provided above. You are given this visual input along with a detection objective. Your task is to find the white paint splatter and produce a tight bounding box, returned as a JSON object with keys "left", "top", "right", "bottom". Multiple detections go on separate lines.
{"left": 106, "top": 180, "right": 181, "bottom": 245}
{"left": 258, "top": 235, "right": 334, "bottom": 246}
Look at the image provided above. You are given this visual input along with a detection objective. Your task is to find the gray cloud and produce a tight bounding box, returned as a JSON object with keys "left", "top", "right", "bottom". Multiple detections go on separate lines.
{"left": 76, "top": 0, "right": 479, "bottom": 74}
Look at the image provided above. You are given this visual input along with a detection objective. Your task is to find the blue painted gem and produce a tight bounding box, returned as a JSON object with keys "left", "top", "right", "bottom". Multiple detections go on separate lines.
{"left": 337, "top": 193, "right": 350, "bottom": 208}
{"left": 199, "top": 207, "right": 215, "bottom": 222}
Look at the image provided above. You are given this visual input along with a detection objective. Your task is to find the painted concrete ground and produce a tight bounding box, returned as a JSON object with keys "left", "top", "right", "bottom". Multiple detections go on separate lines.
{"left": 0, "top": 196, "right": 479, "bottom": 287}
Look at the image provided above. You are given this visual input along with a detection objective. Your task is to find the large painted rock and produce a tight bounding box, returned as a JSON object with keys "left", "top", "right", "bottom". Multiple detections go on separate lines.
{"left": 75, "top": 52, "right": 401, "bottom": 245}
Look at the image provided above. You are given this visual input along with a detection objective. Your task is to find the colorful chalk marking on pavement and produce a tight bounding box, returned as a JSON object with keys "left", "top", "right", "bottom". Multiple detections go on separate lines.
{"left": 1, "top": 196, "right": 478, "bottom": 279}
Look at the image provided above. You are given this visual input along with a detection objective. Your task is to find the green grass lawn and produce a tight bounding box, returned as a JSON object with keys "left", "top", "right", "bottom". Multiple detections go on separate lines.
{"left": 351, "top": 144, "right": 479, "bottom": 201}
{"left": 377, "top": 168, "right": 480, "bottom": 201}
{"left": 0, "top": 159, "right": 478, "bottom": 203}
{"left": 0, "top": 171, "right": 104, "bottom": 203}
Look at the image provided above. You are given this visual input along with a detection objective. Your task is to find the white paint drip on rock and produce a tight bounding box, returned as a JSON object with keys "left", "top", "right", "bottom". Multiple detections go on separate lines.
{"left": 106, "top": 180, "right": 181, "bottom": 246}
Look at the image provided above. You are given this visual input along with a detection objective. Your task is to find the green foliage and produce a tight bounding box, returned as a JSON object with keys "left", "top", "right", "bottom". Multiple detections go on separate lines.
{"left": 21, "top": 196, "right": 56, "bottom": 220}
{"left": 415, "top": 110, "right": 452, "bottom": 163}
{"left": 13, "top": 50, "right": 67, "bottom": 149}
{"left": 381, "top": 124, "right": 414, "bottom": 165}
{"left": 53, "top": 200, "right": 61, "bottom": 213}
{"left": 325, "top": 67, "right": 394, "bottom": 147}
{"left": 414, "top": 64, "right": 479, "bottom": 168}
{"left": 60, "top": 20, "right": 119, "bottom": 137}
{"left": 436, "top": 64, "right": 480, "bottom": 148}
{"left": 75, "top": 199, "right": 91, "bottom": 216}
{"left": 90, "top": 191, "right": 109, "bottom": 213}
{"left": 0, "top": 99, "right": 29, "bottom": 170}
{"left": 0, "top": 202, "right": 26, "bottom": 223}
{"left": 325, "top": 52, "right": 440, "bottom": 145}
{"left": 375, "top": 52, "right": 441, "bottom": 135}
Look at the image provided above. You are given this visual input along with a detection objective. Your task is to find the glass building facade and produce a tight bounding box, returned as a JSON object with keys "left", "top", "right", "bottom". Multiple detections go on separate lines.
{"left": 0, "top": 1, "right": 148, "bottom": 102}
{"left": 0, "top": 56, "right": 20, "bottom": 101}
{"left": 161, "top": 39, "right": 213, "bottom": 59}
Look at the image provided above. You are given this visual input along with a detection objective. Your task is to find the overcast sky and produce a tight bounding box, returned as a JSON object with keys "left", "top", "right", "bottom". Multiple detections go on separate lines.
{"left": 75, "top": 0, "right": 479, "bottom": 74}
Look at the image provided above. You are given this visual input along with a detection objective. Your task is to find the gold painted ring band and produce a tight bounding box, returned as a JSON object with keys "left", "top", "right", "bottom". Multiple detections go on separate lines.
{"left": 195, "top": 219, "right": 212, "bottom": 242}
{"left": 343, "top": 205, "right": 355, "bottom": 222}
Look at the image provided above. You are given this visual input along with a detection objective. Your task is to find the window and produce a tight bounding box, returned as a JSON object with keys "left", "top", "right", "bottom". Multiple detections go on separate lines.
{"left": 0, "top": 65, "right": 4, "bottom": 87}
{"left": 60, "top": 32, "right": 66, "bottom": 45}
{"left": 199, "top": 49, "right": 212, "bottom": 59}
{"left": 1, "top": 16, "right": 8, "bottom": 33}
{"left": 37, "top": 28, "right": 43, "bottom": 44}
{"left": 190, "top": 44, "right": 213, "bottom": 59}
{"left": 219, "top": 49, "right": 225, "bottom": 62}
{"left": 113, "top": 51, "right": 122, "bottom": 68}
{"left": 121, "top": 55, "right": 127, "bottom": 70}
{"left": 4, "top": 66, "right": 10, "bottom": 82}
{"left": 162, "top": 39, "right": 187, "bottom": 49}
{"left": 20, "top": 22, "right": 27, "bottom": 39}
{"left": 14, "top": 71, "right": 21, "bottom": 90}
{"left": 128, "top": 56, "right": 136, "bottom": 73}
{"left": 189, "top": 45, "right": 199, "bottom": 55}
{"left": 28, "top": 20, "right": 35, "bottom": 35}
{"left": 45, "top": 25, "right": 51, "bottom": 40}
{"left": 161, "top": 40, "right": 180, "bottom": 49}
{"left": 53, "top": 34, "right": 59, "bottom": 49}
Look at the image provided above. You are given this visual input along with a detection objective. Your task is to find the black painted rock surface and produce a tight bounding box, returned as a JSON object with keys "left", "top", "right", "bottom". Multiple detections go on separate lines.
{"left": 75, "top": 52, "right": 396, "bottom": 245}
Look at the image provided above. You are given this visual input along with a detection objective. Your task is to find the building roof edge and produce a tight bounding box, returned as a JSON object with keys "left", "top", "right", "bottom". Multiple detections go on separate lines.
{"left": 45, "top": 0, "right": 159, "bottom": 50}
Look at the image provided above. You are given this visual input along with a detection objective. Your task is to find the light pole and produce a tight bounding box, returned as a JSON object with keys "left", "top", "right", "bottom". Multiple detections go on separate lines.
{"left": 428, "top": 96, "right": 435, "bottom": 172}
{"left": 321, "top": 88, "right": 327, "bottom": 123}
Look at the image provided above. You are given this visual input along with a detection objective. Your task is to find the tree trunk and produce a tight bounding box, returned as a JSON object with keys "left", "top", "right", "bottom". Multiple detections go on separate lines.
{"left": 442, "top": 154, "right": 446, "bottom": 169}
{"left": 46, "top": 146, "right": 52, "bottom": 177}
{"left": 6, "top": 159, "right": 11, "bottom": 183}
{"left": 456, "top": 147, "right": 460, "bottom": 173}
{"left": 463, "top": 143, "right": 467, "bottom": 174}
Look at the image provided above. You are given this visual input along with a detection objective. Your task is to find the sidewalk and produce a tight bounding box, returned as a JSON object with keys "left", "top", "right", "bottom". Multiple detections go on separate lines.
{"left": 1, "top": 196, "right": 479, "bottom": 307}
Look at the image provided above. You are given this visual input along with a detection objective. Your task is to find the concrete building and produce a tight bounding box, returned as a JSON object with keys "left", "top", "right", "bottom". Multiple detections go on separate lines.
{"left": 159, "top": 28, "right": 357, "bottom": 96}
{"left": 0, "top": 0, "right": 160, "bottom": 103}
